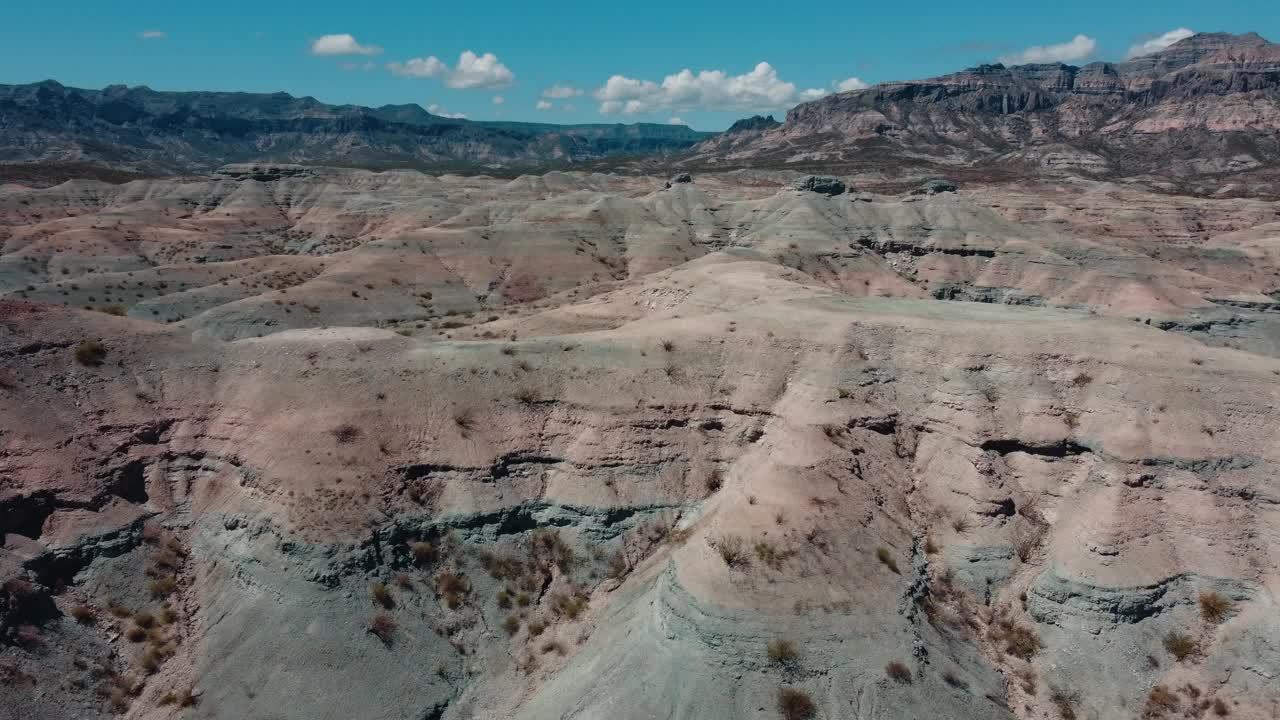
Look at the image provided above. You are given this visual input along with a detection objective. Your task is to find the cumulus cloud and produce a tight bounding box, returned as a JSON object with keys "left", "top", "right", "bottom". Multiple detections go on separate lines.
{"left": 668, "top": 116, "right": 686, "bottom": 125}
{"left": 535, "top": 100, "right": 553, "bottom": 111}
{"left": 387, "top": 50, "right": 514, "bottom": 89}
{"left": 138, "top": 31, "right": 166, "bottom": 40}
{"left": 594, "top": 62, "right": 825, "bottom": 115}
{"left": 836, "top": 76, "right": 869, "bottom": 92}
{"left": 492, "top": 95, "right": 505, "bottom": 105}
{"left": 310, "top": 33, "right": 382, "bottom": 56}
{"left": 998, "top": 34, "right": 1096, "bottom": 65}
{"left": 427, "top": 104, "right": 467, "bottom": 119}
{"left": 542, "top": 84, "right": 584, "bottom": 99}
{"left": 1126, "top": 28, "right": 1195, "bottom": 59}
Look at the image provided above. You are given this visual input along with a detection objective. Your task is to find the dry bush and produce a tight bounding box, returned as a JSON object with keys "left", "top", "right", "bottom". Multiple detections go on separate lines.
{"left": 497, "top": 590, "right": 513, "bottom": 608}
{"left": 661, "top": 340, "right": 675, "bottom": 352}
{"left": 70, "top": 604, "right": 97, "bottom": 625}
{"left": 148, "top": 577, "right": 176, "bottom": 599}
{"left": 1199, "top": 592, "right": 1233, "bottom": 624}
{"left": 1212, "top": 698, "right": 1230, "bottom": 716}
{"left": 885, "top": 661, "right": 912, "bottom": 683}
{"left": 453, "top": 407, "right": 476, "bottom": 434}
{"left": 876, "top": 547, "right": 900, "bottom": 574}
{"left": 73, "top": 341, "right": 107, "bottom": 366}
{"left": 755, "top": 540, "right": 796, "bottom": 570}
{"left": 1014, "top": 522, "right": 1047, "bottom": 563}
{"left": 1145, "top": 686, "right": 1180, "bottom": 717}
{"left": 513, "top": 387, "right": 540, "bottom": 404}
{"left": 530, "top": 529, "right": 576, "bottom": 574}
{"left": 1050, "top": 688, "right": 1078, "bottom": 720}
{"left": 550, "top": 589, "right": 588, "bottom": 620}
{"left": 704, "top": 468, "right": 724, "bottom": 494}
{"left": 370, "top": 582, "right": 395, "bottom": 609}
{"left": 776, "top": 687, "right": 816, "bottom": 720}
{"left": 767, "top": 639, "right": 799, "bottom": 666}
{"left": 433, "top": 571, "right": 471, "bottom": 609}
{"left": 712, "top": 535, "right": 750, "bottom": 568}
{"left": 331, "top": 424, "right": 361, "bottom": 443}
{"left": 923, "top": 536, "right": 939, "bottom": 554}
{"left": 393, "top": 573, "right": 414, "bottom": 591}
{"left": 410, "top": 541, "right": 439, "bottom": 568}
{"left": 990, "top": 617, "right": 1041, "bottom": 660}
{"left": 540, "top": 640, "right": 566, "bottom": 655}
{"left": 1163, "top": 632, "right": 1197, "bottom": 662}
{"left": 502, "top": 616, "right": 521, "bottom": 636}
{"left": 527, "top": 620, "right": 546, "bottom": 637}
{"left": 368, "top": 612, "right": 396, "bottom": 645}
{"left": 950, "top": 514, "right": 970, "bottom": 533}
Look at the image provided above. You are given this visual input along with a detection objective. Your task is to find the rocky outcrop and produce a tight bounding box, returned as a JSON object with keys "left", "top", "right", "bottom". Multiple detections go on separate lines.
{"left": 789, "top": 174, "right": 847, "bottom": 195}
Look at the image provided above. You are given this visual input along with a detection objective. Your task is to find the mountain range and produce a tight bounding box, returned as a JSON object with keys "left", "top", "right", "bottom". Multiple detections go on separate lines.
{"left": 0, "top": 81, "right": 711, "bottom": 174}
{"left": 1, "top": 31, "right": 1278, "bottom": 192}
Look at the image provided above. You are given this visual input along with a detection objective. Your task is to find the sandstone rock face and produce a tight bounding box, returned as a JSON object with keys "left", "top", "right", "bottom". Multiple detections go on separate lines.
{"left": 1, "top": 168, "right": 1278, "bottom": 720}
{"left": 689, "top": 32, "right": 1280, "bottom": 190}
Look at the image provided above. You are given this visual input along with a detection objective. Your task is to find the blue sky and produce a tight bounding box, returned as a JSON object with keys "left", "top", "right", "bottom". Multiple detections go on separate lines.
{"left": 1, "top": 1, "right": 1275, "bottom": 130}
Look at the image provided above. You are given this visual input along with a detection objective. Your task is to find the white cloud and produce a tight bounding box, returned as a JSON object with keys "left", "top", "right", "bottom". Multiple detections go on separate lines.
{"left": 594, "top": 62, "right": 825, "bottom": 115}
{"left": 542, "top": 84, "right": 584, "bottom": 99}
{"left": 1126, "top": 28, "right": 1195, "bottom": 59}
{"left": 562, "top": 103, "right": 577, "bottom": 112}
{"left": 535, "top": 100, "right": 553, "bottom": 111}
{"left": 492, "top": 95, "right": 505, "bottom": 105}
{"left": 387, "top": 50, "right": 514, "bottom": 89}
{"left": 310, "top": 34, "right": 383, "bottom": 57}
{"left": 998, "top": 34, "right": 1097, "bottom": 65}
{"left": 427, "top": 104, "right": 468, "bottom": 119}
{"left": 836, "top": 76, "right": 869, "bottom": 92}
{"left": 138, "top": 31, "right": 166, "bottom": 40}
{"left": 668, "top": 116, "right": 686, "bottom": 125}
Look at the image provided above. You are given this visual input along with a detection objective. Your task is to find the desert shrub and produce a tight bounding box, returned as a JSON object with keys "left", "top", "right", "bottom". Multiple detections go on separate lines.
{"left": 712, "top": 535, "right": 749, "bottom": 568}
{"left": 1050, "top": 688, "right": 1078, "bottom": 720}
{"left": 370, "top": 582, "right": 394, "bottom": 609}
{"left": 516, "top": 592, "right": 531, "bottom": 607}
{"left": 923, "top": 536, "right": 939, "bottom": 554}
{"left": 13, "top": 624, "right": 41, "bottom": 648}
{"left": 331, "top": 424, "right": 361, "bottom": 443}
{"left": 540, "top": 640, "right": 566, "bottom": 655}
{"left": 876, "top": 547, "right": 899, "bottom": 574}
{"left": 1212, "top": 698, "right": 1230, "bottom": 716}
{"left": 885, "top": 661, "right": 912, "bottom": 683}
{"left": 148, "top": 577, "right": 177, "bottom": 599}
{"left": 411, "top": 541, "right": 439, "bottom": 567}
{"left": 755, "top": 541, "right": 796, "bottom": 570}
{"left": 368, "top": 612, "right": 396, "bottom": 645}
{"left": 1145, "top": 685, "right": 1180, "bottom": 716}
{"left": 497, "top": 590, "right": 513, "bottom": 608}
{"left": 133, "top": 611, "right": 155, "bottom": 629}
{"left": 70, "top": 604, "right": 97, "bottom": 625}
{"left": 767, "top": 639, "right": 799, "bottom": 666}
{"left": 514, "top": 387, "right": 540, "bottom": 404}
{"left": 661, "top": 340, "right": 675, "bottom": 352}
{"left": 73, "top": 341, "right": 107, "bottom": 366}
{"left": 951, "top": 514, "right": 970, "bottom": 533}
{"left": 776, "top": 687, "right": 816, "bottom": 720}
{"left": 433, "top": 571, "right": 471, "bottom": 608}
{"left": 160, "top": 607, "right": 178, "bottom": 624}
{"left": 991, "top": 618, "right": 1041, "bottom": 660}
{"left": 704, "top": 468, "right": 724, "bottom": 494}
{"left": 942, "top": 670, "right": 967, "bottom": 689}
{"left": 530, "top": 529, "right": 576, "bottom": 573}
{"left": 453, "top": 407, "right": 476, "bottom": 433}
{"left": 1014, "top": 522, "right": 1047, "bottom": 563}
{"left": 550, "top": 590, "right": 588, "bottom": 620}
{"left": 502, "top": 616, "right": 521, "bottom": 636}
{"left": 1199, "top": 592, "right": 1233, "bottom": 624}
{"left": 393, "top": 572, "right": 414, "bottom": 591}
{"left": 1163, "top": 632, "right": 1197, "bottom": 662}
{"left": 125, "top": 626, "right": 147, "bottom": 642}
{"left": 527, "top": 620, "right": 546, "bottom": 637}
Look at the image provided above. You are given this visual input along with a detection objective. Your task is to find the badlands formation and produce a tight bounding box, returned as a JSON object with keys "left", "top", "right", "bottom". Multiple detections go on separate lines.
{"left": 0, "top": 165, "right": 1277, "bottom": 720}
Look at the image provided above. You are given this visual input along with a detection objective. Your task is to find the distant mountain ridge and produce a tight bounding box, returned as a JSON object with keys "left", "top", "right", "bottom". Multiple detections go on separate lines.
{"left": 0, "top": 81, "right": 714, "bottom": 174}
{"left": 689, "top": 32, "right": 1280, "bottom": 185}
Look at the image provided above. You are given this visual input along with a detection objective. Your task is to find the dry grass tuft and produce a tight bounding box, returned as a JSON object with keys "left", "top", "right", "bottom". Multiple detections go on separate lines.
{"left": 776, "top": 687, "right": 816, "bottom": 720}
{"left": 368, "top": 612, "right": 396, "bottom": 645}
{"left": 767, "top": 638, "right": 799, "bottom": 666}
{"left": 876, "top": 547, "right": 900, "bottom": 574}
{"left": 712, "top": 535, "right": 750, "bottom": 568}
{"left": 885, "top": 661, "right": 912, "bottom": 683}
{"left": 1199, "top": 592, "right": 1233, "bottom": 624}
{"left": 1163, "top": 632, "right": 1197, "bottom": 662}
{"left": 73, "top": 341, "right": 107, "bottom": 366}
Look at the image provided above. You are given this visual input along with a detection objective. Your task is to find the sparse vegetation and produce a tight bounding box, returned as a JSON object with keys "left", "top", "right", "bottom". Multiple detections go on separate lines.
{"left": 885, "top": 661, "right": 912, "bottom": 683}
{"left": 1212, "top": 698, "right": 1230, "bottom": 716}
{"left": 712, "top": 535, "right": 749, "bottom": 568}
{"left": 990, "top": 616, "right": 1041, "bottom": 660}
{"left": 433, "top": 570, "right": 471, "bottom": 609}
{"left": 1145, "top": 685, "right": 1180, "bottom": 716}
{"left": 876, "top": 546, "right": 899, "bottom": 574}
{"left": 1199, "top": 592, "right": 1233, "bottom": 624}
{"left": 368, "top": 612, "right": 396, "bottom": 645}
{"left": 70, "top": 603, "right": 97, "bottom": 625}
{"left": 411, "top": 541, "right": 439, "bottom": 567}
{"left": 767, "top": 638, "right": 799, "bottom": 666}
{"left": 776, "top": 687, "right": 816, "bottom": 720}
{"left": 73, "top": 341, "right": 107, "bottom": 366}
{"left": 661, "top": 340, "right": 675, "bottom": 352}
{"left": 755, "top": 540, "right": 796, "bottom": 570}
{"left": 370, "top": 582, "right": 394, "bottom": 609}
{"left": 1163, "top": 632, "right": 1197, "bottom": 662}
{"left": 331, "top": 423, "right": 361, "bottom": 443}
{"left": 502, "top": 616, "right": 521, "bottom": 635}
{"left": 1050, "top": 688, "right": 1078, "bottom": 720}
{"left": 704, "top": 468, "right": 723, "bottom": 494}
